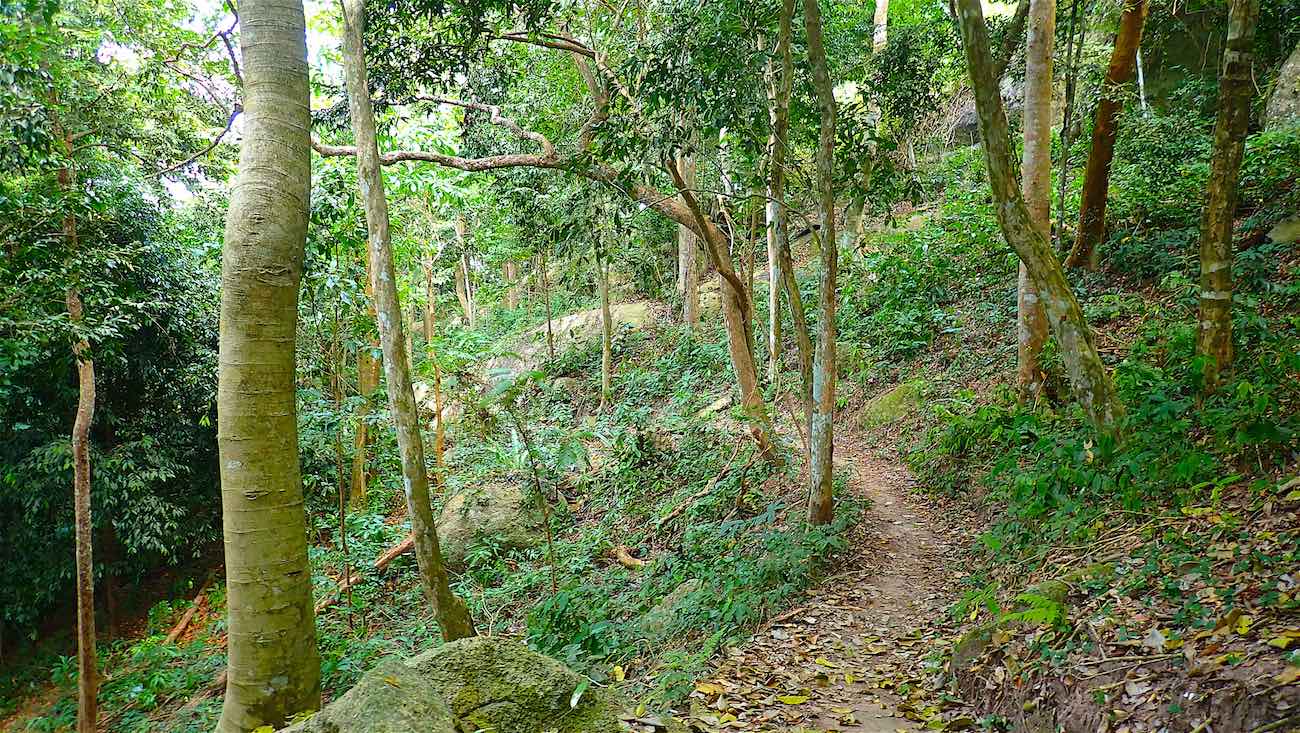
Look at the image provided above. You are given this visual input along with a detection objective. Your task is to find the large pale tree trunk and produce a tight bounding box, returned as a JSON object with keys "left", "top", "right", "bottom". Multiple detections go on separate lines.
{"left": 1066, "top": 0, "right": 1149, "bottom": 269}
{"left": 803, "top": 0, "right": 837, "bottom": 526}
{"left": 56, "top": 130, "right": 98, "bottom": 733}
{"left": 339, "top": 0, "right": 475, "bottom": 640}
{"left": 1017, "top": 0, "right": 1053, "bottom": 402}
{"left": 873, "top": 0, "right": 889, "bottom": 51}
{"left": 216, "top": 0, "right": 321, "bottom": 728}
{"left": 677, "top": 152, "right": 701, "bottom": 329}
{"left": 1197, "top": 0, "right": 1260, "bottom": 393}
{"left": 956, "top": 0, "right": 1125, "bottom": 434}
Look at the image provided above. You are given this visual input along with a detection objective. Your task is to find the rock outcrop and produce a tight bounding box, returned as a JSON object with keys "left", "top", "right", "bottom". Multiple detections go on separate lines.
{"left": 1266, "top": 41, "right": 1300, "bottom": 130}
{"left": 282, "top": 638, "right": 625, "bottom": 733}
{"left": 436, "top": 482, "right": 545, "bottom": 568}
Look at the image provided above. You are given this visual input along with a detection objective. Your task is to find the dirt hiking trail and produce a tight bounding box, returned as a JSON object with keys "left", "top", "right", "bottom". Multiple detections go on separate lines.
{"left": 680, "top": 409, "right": 967, "bottom": 732}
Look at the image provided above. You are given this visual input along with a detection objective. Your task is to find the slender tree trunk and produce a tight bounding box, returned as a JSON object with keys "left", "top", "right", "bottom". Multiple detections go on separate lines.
{"left": 873, "top": 0, "right": 889, "bottom": 52}
{"left": 772, "top": 0, "right": 815, "bottom": 447}
{"left": 216, "top": 0, "right": 321, "bottom": 728}
{"left": 1018, "top": 0, "right": 1053, "bottom": 402}
{"left": 504, "top": 260, "right": 520, "bottom": 309}
{"left": 803, "top": 0, "right": 838, "bottom": 526}
{"left": 540, "top": 247, "right": 556, "bottom": 359}
{"left": 454, "top": 218, "right": 475, "bottom": 326}
{"left": 993, "top": 0, "right": 1031, "bottom": 79}
{"left": 765, "top": 46, "right": 784, "bottom": 385}
{"left": 423, "top": 253, "right": 435, "bottom": 343}
{"left": 339, "top": 0, "right": 475, "bottom": 640}
{"left": 956, "top": 0, "right": 1125, "bottom": 434}
{"left": 1197, "top": 0, "right": 1260, "bottom": 393}
{"left": 597, "top": 249, "right": 613, "bottom": 411}
{"left": 57, "top": 132, "right": 98, "bottom": 733}
{"left": 1056, "top": 0, "right": 1086, "bottom": 248}
{"left": 677, "top": 152, "right": 701, "bottom": 329}
{"left": 351, "top": 338, "right": 378, "bottom": 507}
{"left": 1066, "top": 0, "right": 1149, "bottom": 269}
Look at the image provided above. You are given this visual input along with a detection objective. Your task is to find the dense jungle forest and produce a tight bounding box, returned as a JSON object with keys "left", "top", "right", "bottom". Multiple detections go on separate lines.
{"left": 1, "top": 0, "right": 1298, "bottom": 730}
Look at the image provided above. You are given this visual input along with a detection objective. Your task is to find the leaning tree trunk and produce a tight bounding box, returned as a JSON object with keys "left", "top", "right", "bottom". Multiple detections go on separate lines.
{"left": 1066, "top": 0, "right": 1149, "bottom": 269}
{"left": 339, "top": 0, "right": 475, "bottom": 640}
{"left": 1017, "top": 0, "right": 1053, "bottom": 402}
{"left": 56, "top": 130, "right": 98, "bottom": 733}
{"left": 217, "top": 0, "right": 321, "bottom": 729}
{"left": 803, "top": 0, "right": 838, "bottom": 526}
{"left": 956, "top": 0, "right": 1126, "bottom": 434}
{"left": 677, "top": 151, "right": 701, "bottom": 329}
{"left": 1197, "top": 0, "right": 1260, "bottom": 393}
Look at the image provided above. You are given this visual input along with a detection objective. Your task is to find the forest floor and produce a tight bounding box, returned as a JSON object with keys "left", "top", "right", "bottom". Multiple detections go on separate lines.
{"left": 677, "top": 399, "right": 976, "bottom": 732}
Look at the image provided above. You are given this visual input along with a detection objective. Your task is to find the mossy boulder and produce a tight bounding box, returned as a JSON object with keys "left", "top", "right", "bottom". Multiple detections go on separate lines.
{"left": 280, "top": 659, "right": 461, "bottom": 733}
{"left": 436, "top": 482, "right": 544, "bottom": 568}
{"left": 859, "top": 380, "right": 925, "bottom": 429}
{"left": 406, "top": 637, "right": 624, "bottom": 733}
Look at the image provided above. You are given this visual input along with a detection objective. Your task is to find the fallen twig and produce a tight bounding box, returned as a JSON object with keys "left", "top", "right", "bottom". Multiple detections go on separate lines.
{"left": 657, "top": 443, "right": 746, "bottom": 527}
{"left": 613, "top": 545, "right": 646, "bottom": 569}
{"left": 165, "top": 572, "right": 215, "bottom": 645}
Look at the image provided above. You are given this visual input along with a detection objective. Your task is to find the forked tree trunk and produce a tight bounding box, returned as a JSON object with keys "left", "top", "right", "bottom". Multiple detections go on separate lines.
{"left": 1066, "top": 0, "right": 1149, "bottom": 269}
{"left": 1197, "top": 0, "right": 1260, "bottom": 392}
{"left": 339, "top": 0, "right": 475, "bottom": 640}
{"left": 216, "top": 0, "right": 321, "bottom": 728}
{"left": 1017, "top": 0, "right": 1053, "bottom": 402}
{"left": 677, "top": 152, "right": 701, "bottom": 329}
{"left": 57, "top": 132, "right": 98, "bottom": 733}
{"left": 803, "top": 0, "right": 838, "bottom": 526}
{"left": 956, "top": 0, "right": 1125, "bottom": 434}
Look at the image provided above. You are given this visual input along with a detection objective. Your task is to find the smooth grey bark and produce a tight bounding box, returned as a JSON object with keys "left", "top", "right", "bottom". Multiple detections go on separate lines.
{"left": 339, "top": 0, "right": 475, "bottom": 640}
{"left": 803, "top": 0, "right": 837, "bottom": 526}
{"left": 676, "top": 151, "right": 700, "bottom": 329}
{"left": 956, "top": 0, "right": 1125, "bottom": 434}
{"left": 216, "top": 0, "right": 321, "bottom": 729}
{"left": 1017, "top": 0, "right": 1053, "bottom": 402}
{"left": 1196, "top": 0, "right": 1260, "bottom": 392}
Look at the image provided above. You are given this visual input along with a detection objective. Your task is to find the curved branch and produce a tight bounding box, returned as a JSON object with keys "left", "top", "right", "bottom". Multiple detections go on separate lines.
{"left": 158, "top": 103, "right": 241, "bottom": 176}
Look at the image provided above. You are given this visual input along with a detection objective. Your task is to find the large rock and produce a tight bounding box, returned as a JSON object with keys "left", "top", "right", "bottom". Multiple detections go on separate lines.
{"left": 406, "top": 637, "right": 624, "bottom": 733}
{"left": 281, "top": 659, "right": 461, "bottom": 733}
{"left": 1267, "top": 41, "right": 1300, "bottom": 130}
{"left": 282, "top": 639, "right": 625, "bottom": 733}
{"left": 486, "top": 301, "right": 661, "bottom": 379}
{"left": 859, "top": 380, "right": 925, "bottom": 429}
{"left": 436, "top": 482, "right": 544, "bottom": 568}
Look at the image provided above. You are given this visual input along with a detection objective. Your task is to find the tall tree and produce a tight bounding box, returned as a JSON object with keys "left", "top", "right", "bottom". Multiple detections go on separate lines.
{"left": 803, "top": 0, "right": 837, "bottom": 526}
{"left": 955, "top": 0, "right": 1125, "bottom": 434}
{"left": 1197, "top": 0, "right": 1261, "bottom": 392}
{"left": 52, "top": 118, "right": 98, "bottom": 733}
{"left": 1017, "top": 0, "right": 1053, "bottom": 402}
{"left": 338, "top": 0, "right": 475, "bottom": 640}
{"left": 677, "top": 149, "right": 701, "bottom": 329}
{"left": 216, "top": 0, "right": 321, "bottom": 728}
{"left": 1065, "top": 0, "right": 1149, "bottom": 269}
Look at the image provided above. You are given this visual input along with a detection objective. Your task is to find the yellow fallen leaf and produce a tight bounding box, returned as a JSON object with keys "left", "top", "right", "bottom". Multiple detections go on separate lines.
{"left": 1275, "top": 666, "right": 1300, "bottom": 685}
{"left": 695, "top": 682, "right": 724, "bottom": 696}
{"left": 777, "top": 694, "right": 810, "bottom": 705}
{"left": 382, "top": 675, "right": 401, "bottom": 688}
{"left": 1235, "top": 615, "right": 1254, "bottom": 635}
{"left": 845, "top": 672, "right": 856, "bottom": 684}
{"left": 815, "top": 656, "right": 839, "bottom": 668}
{"left": 1267, "top": 636, "right": 1295, "bottom": 650}
{"left": 612, "top": 665, "right": 625, "bottom": 681}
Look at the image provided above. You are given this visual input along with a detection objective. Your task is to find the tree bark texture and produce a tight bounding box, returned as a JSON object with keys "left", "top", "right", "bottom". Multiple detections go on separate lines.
{"left": 423, "top": 253, "right": 436, "bottom": 343}
{"left": 1066, "top": 0, "right": 1149, "bottom": 269}
{"left": 504, "top": 260, "right": 520, "bottom": 309}
{"left": 216, "top": 0, "right": 321, "bottom": 728}
{"left": 956, "top": 0, "right": 1126, "bottom": 434}
{"left": 1196, "top": 0, "right": 1260, "bottom": 392}
{"left": 339, "top": 0, "right": 475, "bottom": 641}
{"left": 873, "top": 0, "right": 889, "bottom": 52}
{"left": 1017, "top": 0, "right": 1053, "bottom": 402}
{"left": 803, "top": 0, "right": 838, "bottom": 526}
{"left": 993, "top": 0, "right": 1030, "bottom": 79}
{"left": 597, "top": 249, "right": 613, "bottom": 410}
